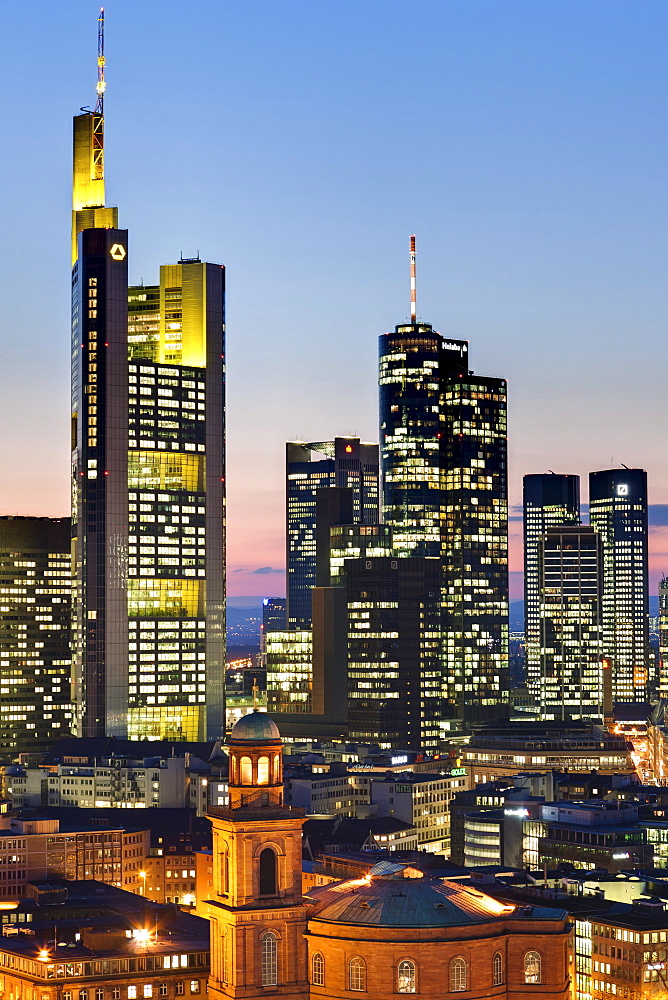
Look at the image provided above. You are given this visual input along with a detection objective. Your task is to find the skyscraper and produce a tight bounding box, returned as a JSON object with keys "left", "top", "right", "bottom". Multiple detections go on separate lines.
{"left": 537, "top": 525, "right": 603, "bottom": 721}
{"left": 589, "top": 468, "right": 650, "bottom": 703}
{"left": 0, "top": 517, "right": 73, "bottom": 758}
{"left": 71, "top": 16, "right": 225, "bottom": 741}
{"left": 523, "top": 474, "right": 580, "bottom": 701}
{"left": 286, "top": 438, "right": 379, "bottom": 629}
{"left": 379, "top": 238, "right": 509, "bottom": 725}
{"left": 440, "top": 373, "right": 509, "bottom": 720}
{"left": 346, "top": 556, "right": 442, "bottom": 750}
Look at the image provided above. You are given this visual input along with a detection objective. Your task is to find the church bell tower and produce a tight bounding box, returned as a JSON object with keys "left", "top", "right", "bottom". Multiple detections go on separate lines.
{"left": 207, "top": 712, "right": 308, "bottom": 1000}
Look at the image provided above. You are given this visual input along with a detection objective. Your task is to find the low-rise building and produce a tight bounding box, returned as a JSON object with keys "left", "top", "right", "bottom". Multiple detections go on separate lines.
{"left": 0, "top": 880, "right": 209, "bottom": 1000}
{"left": 463, "top": 724, "right": 635, "bottom": 783}
{"left": 0, "top": 815, "right": 148, "bottom": 897}
{"left": 370, "top": 770, "right": 470, "bottom": 853}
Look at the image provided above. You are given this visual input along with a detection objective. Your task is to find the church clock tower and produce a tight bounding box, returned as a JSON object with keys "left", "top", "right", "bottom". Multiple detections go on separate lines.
{"left": 207, "top": 712, "right": 308, "bottom": 1000}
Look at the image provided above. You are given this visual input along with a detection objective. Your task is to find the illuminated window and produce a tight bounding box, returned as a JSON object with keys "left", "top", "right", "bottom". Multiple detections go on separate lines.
{"left": 398, "top": 960, "right": 416, "bottom": 993}
{"left": 189, "top": 983, "right": 199, "bottom": 995}
{"left": 312, "top": 952, "right": 324, "bottom": 987}
{"left": 261, "top": 932, "right": 278, "bottom": 987}
{"left": 524, "top": 952, "right": 541, "bottom": 984}
{"left": 450, "top": 958, "right": 467, "bottom": 992}
{"left": 144, "top": 988, "right": 152, "bottom": 998}
{"left": 349, "top": 958, "right": 366, "bottom": 992}
{"left": 493, "top": 952, "right": 503, "bottom": 986}
{"left": 128, "top": 990, "right": 137, "bottom": 1000}
{"left": 240, "top": 756, "right": 252, "bottom": 784}
{"left": 257, "top": 756, "right": 270, "bottom": 785}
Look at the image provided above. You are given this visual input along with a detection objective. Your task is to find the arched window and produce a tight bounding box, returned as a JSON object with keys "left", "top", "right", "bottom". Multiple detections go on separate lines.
{"left": 524, "top": 951, "right": 541, "bottom": 984}
{"left": 257, "top": 756, "right": 270, "bottom": 785}
{"left": 450, "top": 958, "right": 467, "bottom": 992}
{"left": 96, "top": 991, "right": 104, "bottom": 1000}
{"left": 231, "top": 755, "right": 238, "bottom": 784}
{"left": 398, "top": 960, "right": 416, "bottom": 993}
{"left": 312, "top": 952, "right": 324, "bottom": 986}
{"left": 261, "top": 931, "right": 278, "bottom": 987}
{"left": 349, "top": 957, "right": 366, "bottom": 992}
{"left": 273, "top": 754, "right": 281, "bottom": 783}
{"left": 64, "top": 993, "right": 72, "bottom": 1000}
{"left": 259, "top": 847, "right": 277, "bottom": 895}
{"left": 240, "top": 756, "right": 252, "bottom": 784}
{"left": 493, "top": 952, "right": 503, "bottom": 987}
{"left": 80, "top": 991, "right": 89, "bottom": 1000}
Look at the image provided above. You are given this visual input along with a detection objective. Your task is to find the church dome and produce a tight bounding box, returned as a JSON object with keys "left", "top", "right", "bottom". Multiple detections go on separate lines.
{"left": 229, "top": 711, "right": 281, "bottom": 745}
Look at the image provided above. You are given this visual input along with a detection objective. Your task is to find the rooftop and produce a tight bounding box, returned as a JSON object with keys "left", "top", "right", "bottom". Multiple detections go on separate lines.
{"left": 306, "top": 873, "right": 566, "bottom": 928}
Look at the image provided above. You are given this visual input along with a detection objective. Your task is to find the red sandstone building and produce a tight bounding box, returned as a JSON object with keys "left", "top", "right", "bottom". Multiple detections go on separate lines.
{"left": 206, "top": 713, "right": 573, "bottom": 1000}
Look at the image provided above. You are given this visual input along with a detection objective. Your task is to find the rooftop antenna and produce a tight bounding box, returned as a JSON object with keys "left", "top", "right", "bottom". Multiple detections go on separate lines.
{"left": 409, "top": 235, "right": 417, "bottom": 323}
{"left": 95, "top": 8, "right": 106, "bottom": 115}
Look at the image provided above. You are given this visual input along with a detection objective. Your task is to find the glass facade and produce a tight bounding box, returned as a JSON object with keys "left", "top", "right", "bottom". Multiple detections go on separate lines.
{"left": 286, "top": 438, "right": 379, "bottom": 629}
{"left": 589, "top": 469, "right": 650, "bottom": 702}
{"left": 440, "top": 376, "right": 509, "bottom": 717}
{"left": 266, "top": 631, "right": 313, "bottom": 714}
{"left": 523, "top": 473, "right": 580, "bottom": 702}
{"left": 538, "top": 526, "right": 604, "bottom": 721}
{"left": 70, "top": 108, "right": 225, "bottom": 740}
{"left": 379, "top": 322, "right": 509, "bottom": 725}
{"left": 345, "top": 556, "right": 442, "bottom": 750}
{"left": 0, "top": 517, "right": 73, "bottom": 757}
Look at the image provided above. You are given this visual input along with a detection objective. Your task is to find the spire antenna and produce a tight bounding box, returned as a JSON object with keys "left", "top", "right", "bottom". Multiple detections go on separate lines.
{"left": 409, "top": 235, "right": 417, "bottom": 323}
{"left": 95, "top": 8, "right": 106, "bottom": 115}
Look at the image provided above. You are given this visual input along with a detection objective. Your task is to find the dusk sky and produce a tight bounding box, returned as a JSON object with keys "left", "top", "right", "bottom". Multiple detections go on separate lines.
{"left": 2, "top": 1, "right": 668, "bottom": 600}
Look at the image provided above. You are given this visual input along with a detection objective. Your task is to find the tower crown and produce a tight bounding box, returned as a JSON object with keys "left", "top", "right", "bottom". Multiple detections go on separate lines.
{"left": 227, "top": 711, "right": 284, "bottom": 809}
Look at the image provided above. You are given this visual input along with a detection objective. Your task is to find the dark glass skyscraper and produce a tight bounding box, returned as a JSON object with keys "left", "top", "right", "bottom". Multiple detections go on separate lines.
{"left": 0, "top": 517, "right": 73, "bottom": 758}
{"left": 346, "top": 556, "right": 442, "bottom": 750}
{"left": 286, "top": 437, "right": 379, "bottom": 629}
{"left": 589, "top": 468, "right": 650, "bottom": 703}
{"left": 523, "top": 474, "right": 580, "bottom": 701}
{"left": 71, "top": 25, "right": 225, "bottom": 741}
{"left": 378, "top": 249, "right": 509, "bottom": 726}
{"left": 379, "top": 324, "right": 467, "bottom": 557}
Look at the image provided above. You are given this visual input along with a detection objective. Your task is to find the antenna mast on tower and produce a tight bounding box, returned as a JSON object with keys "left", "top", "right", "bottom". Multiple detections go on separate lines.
{"left": 410, "top": 235, "right": 417, "bottom": 323}
{"left": 95, "top": 8, "right": 106, "bottom": 114}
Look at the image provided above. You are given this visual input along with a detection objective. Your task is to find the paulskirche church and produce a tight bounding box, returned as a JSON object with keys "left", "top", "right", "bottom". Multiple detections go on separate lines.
{"left": 206, "top": 713, "right": 572, "bottom": 1000}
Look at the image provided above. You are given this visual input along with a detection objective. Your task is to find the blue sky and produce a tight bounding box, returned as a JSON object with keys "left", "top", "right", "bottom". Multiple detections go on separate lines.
{"left": 1, "top": 1, "right": 668, "bottom": 596}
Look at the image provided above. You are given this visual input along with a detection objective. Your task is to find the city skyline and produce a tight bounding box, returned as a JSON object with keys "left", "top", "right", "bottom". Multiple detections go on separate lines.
{"left": 3, "top": 2, "right": 668, "bottom": 599}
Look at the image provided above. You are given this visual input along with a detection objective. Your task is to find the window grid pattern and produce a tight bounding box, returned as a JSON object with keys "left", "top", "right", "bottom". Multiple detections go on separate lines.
{"left": 349, "top": 958, "right": 365, "bottom": 992}
{"left": 261, "top": 932, "right": 278, "bottom": 987}
{"left": 450, "top": 958, "right": 467, "bottom": 992}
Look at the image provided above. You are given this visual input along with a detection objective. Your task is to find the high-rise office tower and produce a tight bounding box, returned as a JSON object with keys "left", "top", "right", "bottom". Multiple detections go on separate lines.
{"left": 523, "top": 474, "right": 580, "bottom": 700}
{"left": 71, "top": 17, "right": 225, "bottom": 741}
{"left": 286, "top": 438, "right": 379, "bottom": 628}
{"left": 0, "top": 517, "right": 73, "bottom": 758}
{"left": 379, "top": 238, "right": 509, "bottom": 724}
{"left": 589, "top": 468, "right": 650, "bottom": 703}
{"left": 659, "top": 578, "right": 668, "bottom": 701}
{"left": 537, "top": 525, "right": 603, "bottom": 721}
{"left": 346, "top": 556, "right": 442, "bottom": 750}
{"left": 440, "top": 373, "right": 509, "bottom": 719}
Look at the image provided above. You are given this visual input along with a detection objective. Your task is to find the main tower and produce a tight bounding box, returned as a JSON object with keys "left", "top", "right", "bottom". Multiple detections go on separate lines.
{"left": 71, "top": 11, "right": 225, "bottom": 740}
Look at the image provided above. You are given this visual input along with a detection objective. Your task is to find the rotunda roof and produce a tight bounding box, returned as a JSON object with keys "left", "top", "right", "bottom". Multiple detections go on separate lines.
{"left": 305, "top": 875, "right": 561, "bottom": 929}
{"left": 229, "top": 711, "right": 281, "bottom": 745}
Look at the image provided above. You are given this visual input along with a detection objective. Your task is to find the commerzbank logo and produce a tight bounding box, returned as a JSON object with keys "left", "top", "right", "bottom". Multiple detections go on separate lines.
{"left": 110, "top": 243, "right": 126, "bottom": 261}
